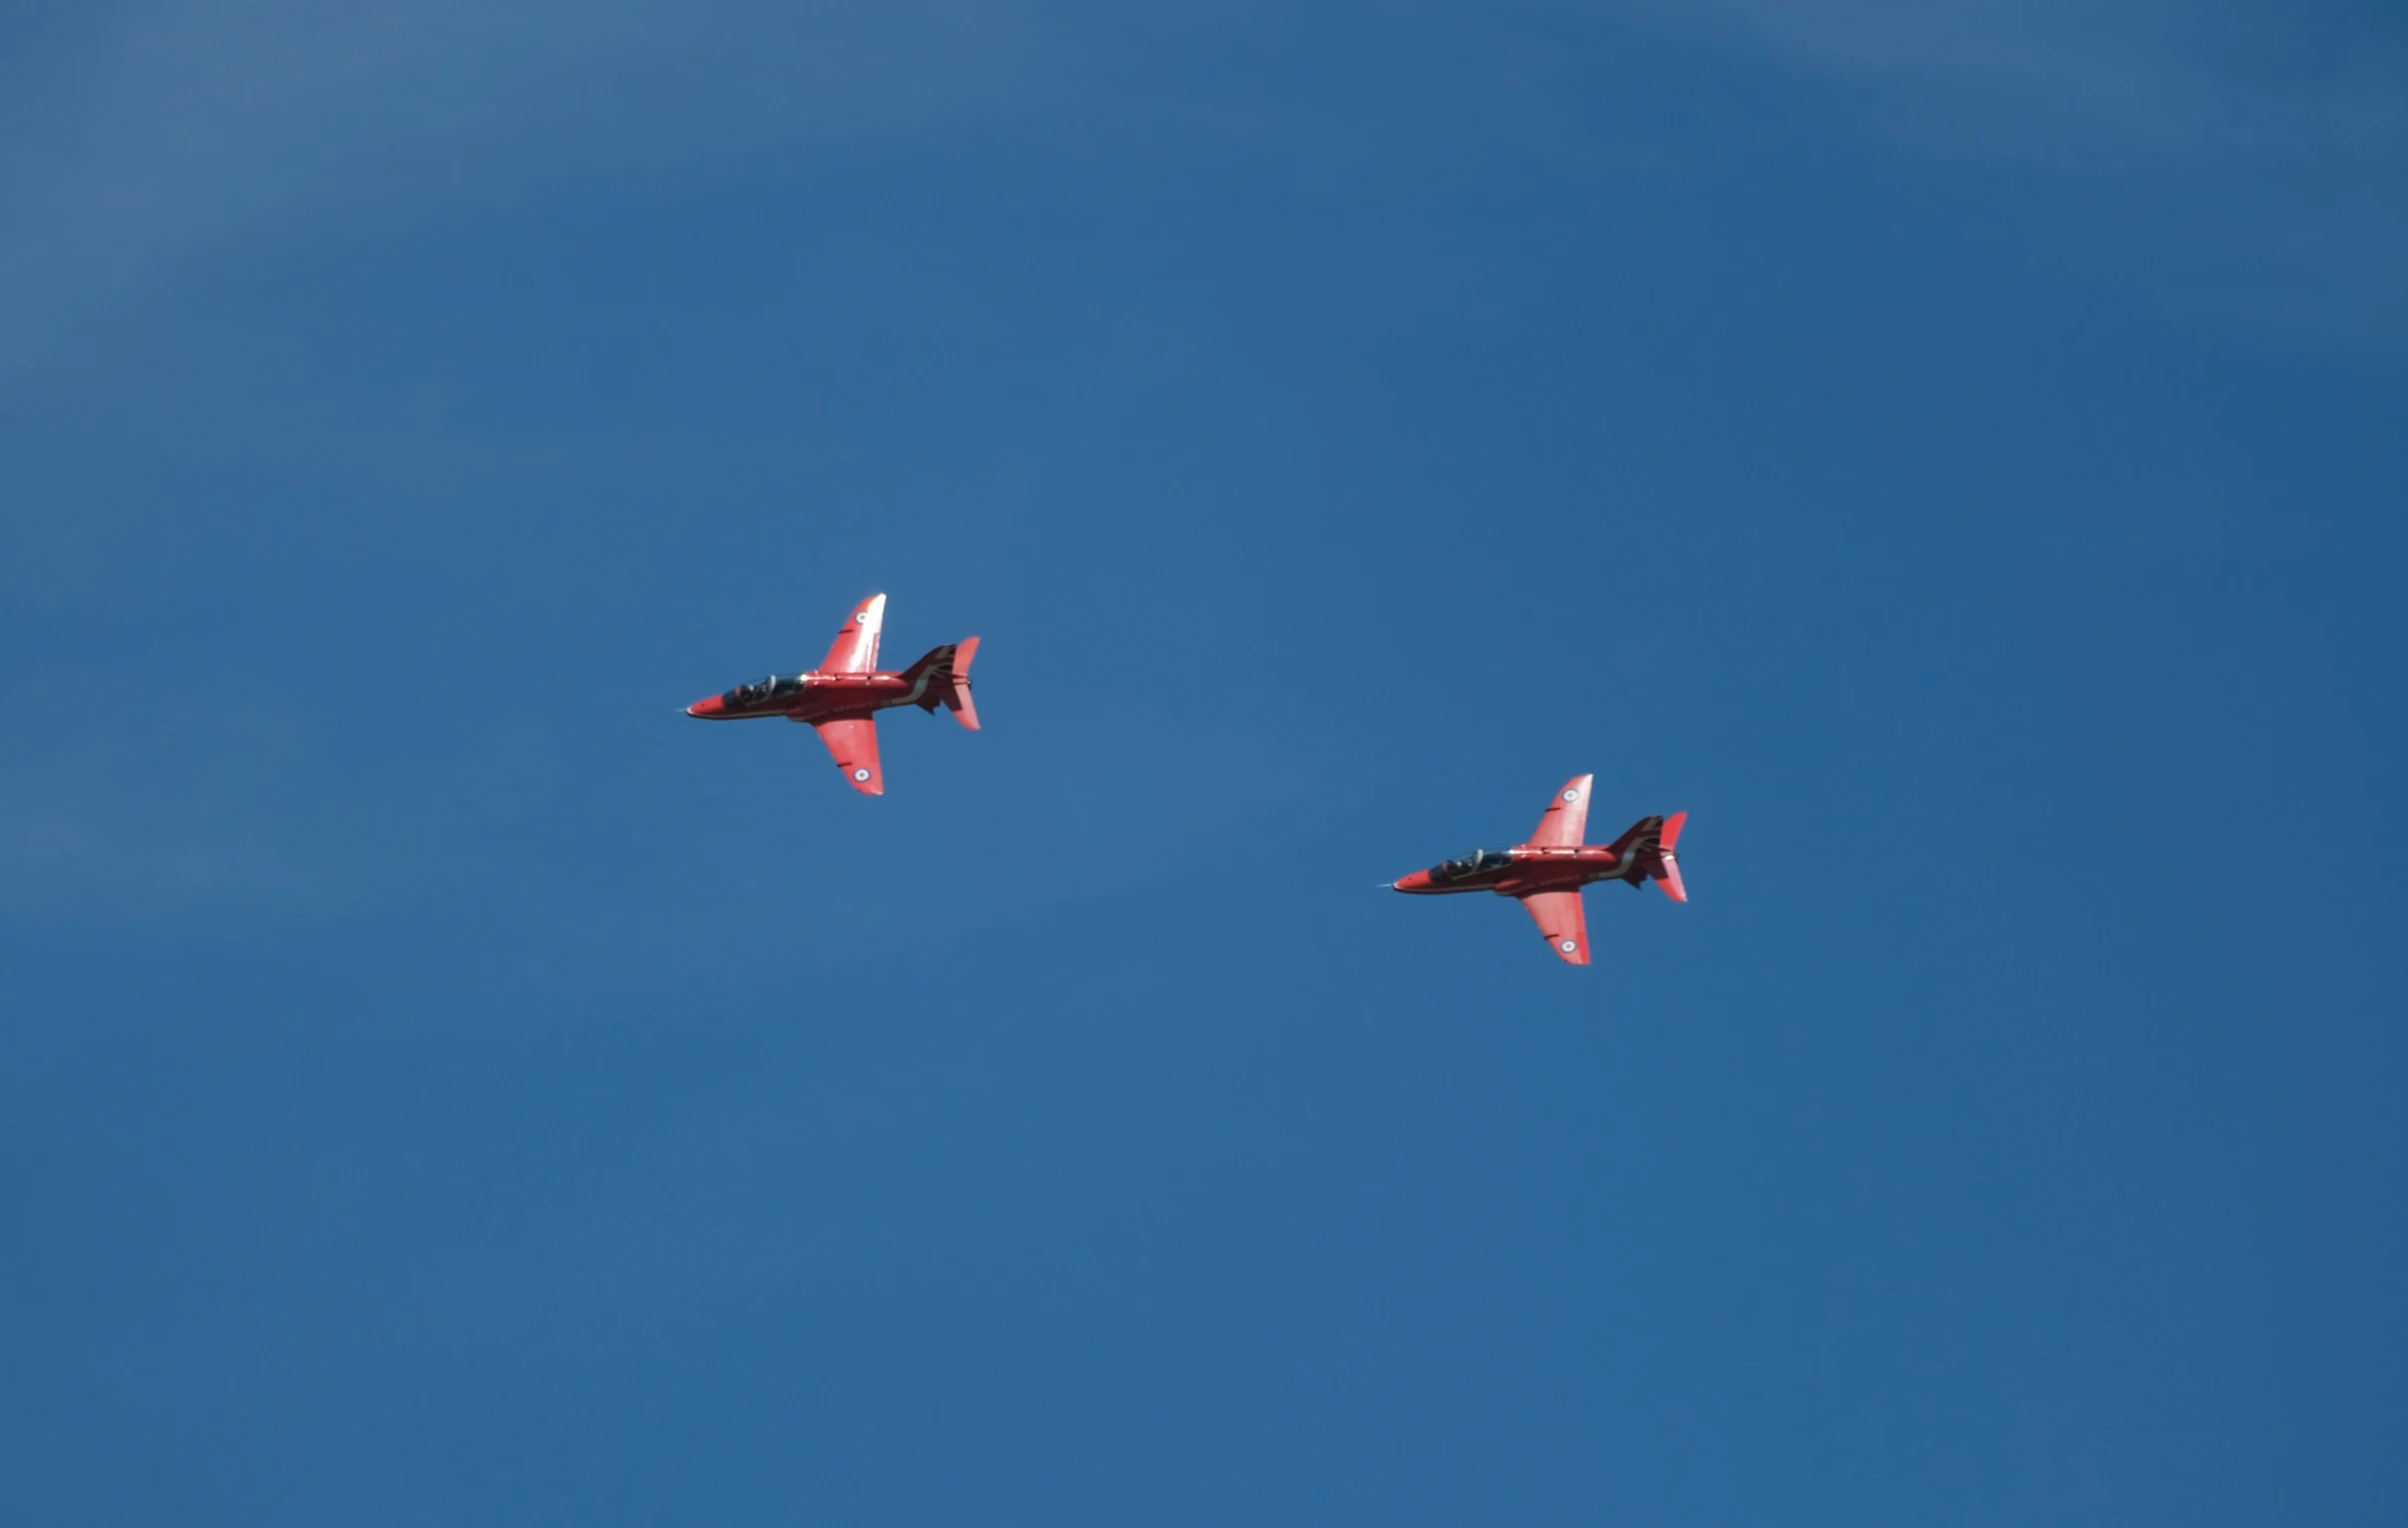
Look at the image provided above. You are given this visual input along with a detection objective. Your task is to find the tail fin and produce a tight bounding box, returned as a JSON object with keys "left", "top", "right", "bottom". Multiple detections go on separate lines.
{"left": 1605, "top": 811, "right": 1689, "bottom": 902}
{"left": 1652, "top": 810, "right": 1687, "bottom": 902}
{"left": 945, "top": 636, "right": 980, "bottom": 731}
{"left": 902, "top": 638, "right": 981, "bottom": 731}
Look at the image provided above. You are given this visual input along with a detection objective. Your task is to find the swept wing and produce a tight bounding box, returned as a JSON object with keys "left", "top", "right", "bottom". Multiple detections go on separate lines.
{"left": 812, "top": 715, "right": 884, "bottom": 795}
{"left": 1517, "top": 888, "right": 1589, "bottom": 965}
{"left": 1525, "top": 773, "right": 1592, "bottom": 848}
{"left": 821, "top": 594, "right": 888, "bottom": 675}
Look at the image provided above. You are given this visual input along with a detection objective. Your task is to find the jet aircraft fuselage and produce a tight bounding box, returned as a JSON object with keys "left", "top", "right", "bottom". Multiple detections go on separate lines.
{"left": 1389, "top": 774, "right": 1685, "bottom": 964}
{"left": 684, "top": 594, "right": 979, "bottom": 795}
{"left": 1388, "top": 839, "right": 1663, "bottom": 898}
{"left": 686, "top": 667, "right": 954, "bottom": 726}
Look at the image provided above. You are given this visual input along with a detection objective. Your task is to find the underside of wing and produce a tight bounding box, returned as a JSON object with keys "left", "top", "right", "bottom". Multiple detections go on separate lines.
{"left": 1526, "top": 773, "right": 1593, "bottom": 848}
{"left": 812, "top": 714, "right": 884, "bottom": 794}
{"left": 821, "top": 594, "right": 887, "bottom": 675}
{"left": 1516, "top": 888, "right": 1589, "bottom": 964}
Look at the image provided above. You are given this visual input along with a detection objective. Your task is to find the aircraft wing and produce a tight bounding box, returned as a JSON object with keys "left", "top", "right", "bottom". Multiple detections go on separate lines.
{"left": 1526, "top": 773, "right": 1593, "bottom": 848}
{"left": 812, "top": 715, "right": 884, "bottom": 795}
{"left": 821, "top": 593, "right": 888, "bottom": 674}
{"left": 1516, "top": 888, "right": 1589, "bottom": 964}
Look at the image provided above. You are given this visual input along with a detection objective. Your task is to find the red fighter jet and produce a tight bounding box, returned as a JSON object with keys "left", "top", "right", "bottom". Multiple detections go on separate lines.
{"left": 1390, "top": 774, "right": 1686, "bottom": 964}
{"left": 684, "top": 594, "right": 979, "bottom": 794}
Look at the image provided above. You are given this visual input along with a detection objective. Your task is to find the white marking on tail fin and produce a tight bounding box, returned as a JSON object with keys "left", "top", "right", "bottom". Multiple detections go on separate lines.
{"left": 1651, "top": 810, "right": 1688, "bottom": 901}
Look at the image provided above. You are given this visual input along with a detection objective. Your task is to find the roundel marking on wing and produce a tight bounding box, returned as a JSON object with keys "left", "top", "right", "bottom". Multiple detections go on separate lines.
{"left": 853, "top": 767, "right": 871, "bottom": 781}
{"left": 856, "top": 611, "right": 870, "bottom": 623}
{"left": 1560, "top": 939, "right": 1577, "bottom": 952}
{"left": 1563, "top": 788, "right": 1579, "bottom": 801}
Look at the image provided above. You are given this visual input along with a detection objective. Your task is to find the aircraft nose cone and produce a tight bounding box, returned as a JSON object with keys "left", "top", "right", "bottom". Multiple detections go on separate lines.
{"left": 686, "top": 695, "right": 725, "bottom": 718}
{"left": 1391, "top": 870, "right": 1431, "bottom": 892}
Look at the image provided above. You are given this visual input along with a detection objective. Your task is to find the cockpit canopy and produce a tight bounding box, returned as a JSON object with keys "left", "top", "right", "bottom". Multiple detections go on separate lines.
{"left": 725, "top": 674, "right": 805, "bottom": 707}
{"left": 1431, "top": 847, "right": 1516, "bottom": 881}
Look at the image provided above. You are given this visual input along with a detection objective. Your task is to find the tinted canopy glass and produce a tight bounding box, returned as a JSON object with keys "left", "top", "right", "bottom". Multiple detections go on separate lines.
{"left": 726, "top": 675, "right": 803, "bottom": 705}
{"left": 1432, "top": 847, "right": 1515, "bottom": 881}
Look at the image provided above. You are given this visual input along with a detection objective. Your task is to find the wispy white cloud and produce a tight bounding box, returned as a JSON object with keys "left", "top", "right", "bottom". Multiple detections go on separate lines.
{"left": 1613, "top": 0, "right": 2408, "bottom": 337}
{"left": 0, "top": 700, "right": 430, "bottom": 920}
{"left": 0, "top": 0, "right": 1094, "bottom": 378}
{"left": 1637, "top": 0, "right": 2403, "bottom": 155}
{"left": 10, "top": 0, "right": 2396, "bottom": 370}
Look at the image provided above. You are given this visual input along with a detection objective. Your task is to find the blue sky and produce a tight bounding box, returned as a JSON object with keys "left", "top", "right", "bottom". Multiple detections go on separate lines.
{"left": 4, "top": 2, "right": 2404, "bottom": 1522}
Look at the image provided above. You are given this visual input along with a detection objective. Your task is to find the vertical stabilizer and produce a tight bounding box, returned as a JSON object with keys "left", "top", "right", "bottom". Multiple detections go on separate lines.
{"left": 946, "top": 636, "right": 981, "bottom": 731}
{"left": 1651, "top": 809, "right": 1687, "bottom": 901}
{"left": 902, "top": 639, "right": 982, "bottom": 731}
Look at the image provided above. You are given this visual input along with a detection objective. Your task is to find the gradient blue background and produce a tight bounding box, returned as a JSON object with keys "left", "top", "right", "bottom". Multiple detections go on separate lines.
{"left": 5, "top": 3, "right": 2404, "bottom": 1522}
